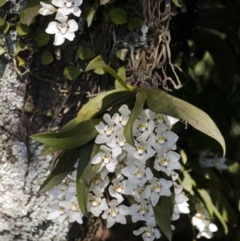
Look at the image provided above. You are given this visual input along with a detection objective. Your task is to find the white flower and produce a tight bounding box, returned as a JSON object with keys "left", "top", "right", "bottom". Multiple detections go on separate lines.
{"left": 197, "top": 223, "right": 218, "bottom": 239}
{"left": 128, "top": 200, "right": 154, "bottom": 223}
{"left": 45, "top": 13, "right": 78, "bottom": 45}
{"left": 87, "top": 187, "right": 108, "bottom": 217}
{"left": 133, "top": 185, "right": 152, "bottom": 201}
{"left": 59, "top": 194, "right": 84, "bottom": 224}
{"left": 106, "top": 126, "right": 125, "bottom": 155}
{"left": 121, "top": 162, "right": 153, "bottom": 186}
{"left": 91, "top": 145, "right": 118, "bottom": 172}
{"left": 125, "top": 136, "right": 155, "bottom": 164}
{"left": 39, "top": 2, "right": 56, "bottom": 16}
{"left": 52, "top": 0, "right": 82, "bottom": 17}
{"left": 90, "top": 169, "right": 109, "bottom": 192}
{"left": 95, "top": 114, "right": 117, "bottom": 144}
{"left": 101, "top": 199, "right": 128, "bottom": 228}
{"left": 133, "top": 110, "right": 154, "bottom": 140}
{"left": 149, "top": 127, "right": 178, "bottom": 152}
{"left": 108, "top": 175, "right": 135, "bottom": 203}
{"left": 149, "top": 112, "right": 179, "bottom": 130}
{"left": 133, "top": 217, "right": 161, "bottom": 241}
{"left": 46, "top": 203, "right": 68, "bottom": 223}
{"left": 146, "top": 178, "right": 173, "bottom": 206}
{"left": 113, "top": 104, "right": 131, "bottom": 126}
{"left": 154, "top": 149, "right": 181, "bottom": 175}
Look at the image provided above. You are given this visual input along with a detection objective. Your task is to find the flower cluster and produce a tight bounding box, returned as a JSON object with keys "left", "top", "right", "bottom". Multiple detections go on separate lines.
{"left": 192, "top": 203, "right": 218, "bottom": 239}
{"left": 88, "top": 105, "right": 190, "bottom": 240}
{"left": 46, "top": 165, "right": 84, "bottom": 224}
{"left": 199, "top": 150, "right": 228, "bottom": 171}
{"left": 46, "top": 105, "right": 190, "bottom": 241}
{"left": 39, "top": 0, "right": 82, "bottom": 45}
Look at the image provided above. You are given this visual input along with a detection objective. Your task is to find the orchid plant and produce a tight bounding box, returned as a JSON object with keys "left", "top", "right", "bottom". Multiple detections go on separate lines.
{"left": 17, "top": 0, "right": 237, "bottom": 240}
{"left": 30, "top": 54, "right": 230, "bottom": 241}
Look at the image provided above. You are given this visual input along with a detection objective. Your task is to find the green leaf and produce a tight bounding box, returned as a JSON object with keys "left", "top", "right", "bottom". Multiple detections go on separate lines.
{"left": 94, "top": 67, "right": 105, "bottom": 75}
{"left": 0, "top": 0, "right": 7, "bottom": 7}
{"left": 146, "top": 88, "right": 226, "bottom": 155}
{"left": 78, "top": 46, "right": 96, "bottom": 60}
{"left": 115, "top": 48, "right": 128, "bottom": 61}
{"left": 100, "top": 0, "right": 111, "bottom": 4}
{"left": 110, "top": 8, "right": 128, "bottom": 25}
{"left": 76, "top": 141, "right": 94, "bottom": 216}
{"left": 36, "top": 30, "right": 50, "bottom": 47}
{"left": 196, "top": 188, "right": 228, "bottom": 234}
{"left": 16, "top": 22, "right": 30, "bottom": 36}
{"left": 85, "top": 0, "right": 99, "bottom": 27}
{"left": 124, "top": 89, "right": 147, "bottom": 146}
{"left": 30, "top": 119, "right": 100, "bottom": 149}
{"left": 127, "top": 17, "right": 143, "bottom": 31}
{"left": 15, "top": 41, "right": 28, "bottom": 55}
{"left": 63, "top": 66, "right": 82, "bottom": 81}
{"left": 0, "top": 10, "right": 6, "bottom": 27}
{"left": 77, "top": 89, "right": 135, "bottom": 122}
{"left": 21, "top": 0, "right": 47, "bottom": 26}
{"left": 153, "top": 195, "right": 175, "bottom": 241}
{"left": 38, "top": 148, "right": 81, "bottom": 193}
{"left": 172, "top": 0, "right": 183, "bottom": 7}
{"left": 41, "top": 50, "right": 53, "bottom": 65}
{"left": 86, "top": 55, "right": 132, "bottom": 91}
{"left": 115, "top": 66, "right": 126, "bottom": 89}
{"left": 41, "top": 145, "right": 62, "bottom": 155}
{"left": 2, "top": 20, "right": 10, "bottom": 34}
{"left": 0, "top": 46, "right": 5, "bottom": 55}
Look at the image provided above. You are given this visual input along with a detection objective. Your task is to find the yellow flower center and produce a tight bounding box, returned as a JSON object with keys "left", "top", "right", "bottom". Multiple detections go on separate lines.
{"left": 159, "top": 157, "right": 169, "bottom": 166}
{"left": 110, "top": 207, "right": 118, "bottom": 217}
{"left": 120, "top": 116, "right": 128, "bottom": 126}
{"left": 102, "top": 154, "right": 111, "bottom": 164}
{"left": 134, "top": 168, "right": 145, "bottom": 178}
{"left": 104, "top": 126, "right": 114, "bottom": 135}
{"left": 138, "top": 123, "right": 148, "bottom": 132}
{"left": 156, "top": 134, "right": 166, "bottom": 144}
{"left": 152, "top": 182, "right": 161, "bottom": 192}
{"left": 91, "top": 196, "right": 101, "bottom": 207}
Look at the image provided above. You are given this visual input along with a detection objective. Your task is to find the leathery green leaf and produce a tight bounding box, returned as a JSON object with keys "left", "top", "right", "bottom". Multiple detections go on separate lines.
{"left": 76, "top": 141, "right": 94, "bottom": 216}
{"left": 196, "top": 188, "right": 228, "bottom": 234}
{"left": 77, "top": 89, "right": 136, "bottom": 122}
{"left": 86, "top": 55, "right": 132, "bottom": 91}
{"left": 146, "top": 88, "right": 226, "bottom": 155}
{"left": 153, "top": 195, "right": 175, "bottom": 241}
{"left": 40, "top": 145, "right": 62, "bottom": 156}
{"left": 77, "top": 144, "right": 101, "bottom": 217}
{"left": 38, "top": 148, "right": 81, "bottom": 193}
{"left": 30, "top": 119, "right": 100, "bottom": 149}
{"left": 124, "top": 89, "right": 147, "bottom": 146}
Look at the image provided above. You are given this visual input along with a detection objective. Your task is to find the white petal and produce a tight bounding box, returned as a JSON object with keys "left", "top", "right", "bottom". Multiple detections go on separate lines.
{"left": 52, "top": 0, "right": 65, "bottom": 7}
{"left": 67, "top": 19, "right": 79, "bottom": 32}
{"left": 107, "top": 216, "right": 116, "bottom": 228}
{"left": 53, "top": 32, "right": 65, "bottom": 46}
{"left": 133, "top": 227, "right": 145, "bottom": 236}
{"left": 118, "top": 205, "right": 129, "bottom": 215}
{"left": 209, "top": 223, "right": 218, "bottom": 232}
{"left": 154, "top": 228, "right": 161, "bottom": 239}
{"left": 71, "top": 5, "right": 82, "bottom": 17}
{"left": 46, "top": 21, "right": 59, "bottom": 34}
{"left": 74, "top": 0, "right": 83, "bottom": 7}
{"left": 64, "top": 31, "right": 75, "bottom": 41}
{"left": 115, "top": 214, "right": 126, "bottom": 224}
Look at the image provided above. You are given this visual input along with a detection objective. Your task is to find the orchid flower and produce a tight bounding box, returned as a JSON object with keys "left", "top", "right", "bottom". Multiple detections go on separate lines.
{"left": 45, "top": 13, "right": 78, "bottom": 45}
